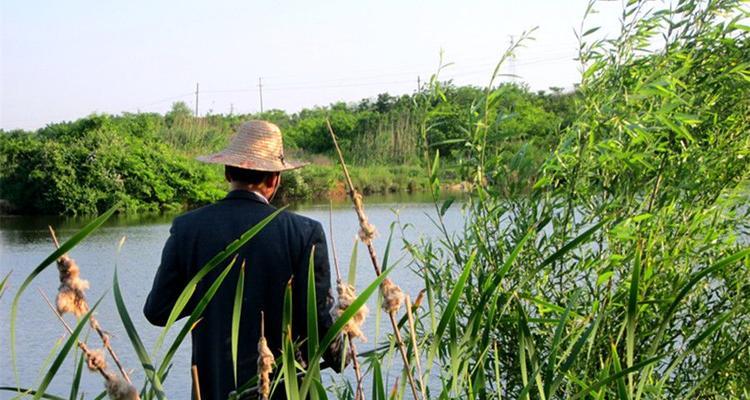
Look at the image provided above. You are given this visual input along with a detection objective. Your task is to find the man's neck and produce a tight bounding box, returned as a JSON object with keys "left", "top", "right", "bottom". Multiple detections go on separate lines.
{"left": 230, "top": 183, "right": 271, "bottom": 203}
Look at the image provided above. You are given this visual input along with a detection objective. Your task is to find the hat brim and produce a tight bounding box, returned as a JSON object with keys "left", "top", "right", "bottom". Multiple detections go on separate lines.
{"left": 196, "top": 152, "right": 308, "bottom": 172}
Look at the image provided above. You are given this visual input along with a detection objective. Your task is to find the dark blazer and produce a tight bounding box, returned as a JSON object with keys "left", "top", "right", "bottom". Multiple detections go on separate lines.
{"left": 143, "top": 190, "right": 342, "bottom": 399}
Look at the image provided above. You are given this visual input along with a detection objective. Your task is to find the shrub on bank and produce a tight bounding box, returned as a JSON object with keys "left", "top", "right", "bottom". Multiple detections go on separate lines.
{"left": 0, "top": 114, "right": 224, "bottom": 215}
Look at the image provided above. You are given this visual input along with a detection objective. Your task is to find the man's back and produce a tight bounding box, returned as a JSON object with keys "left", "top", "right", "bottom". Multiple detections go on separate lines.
{"left": 144, "top": 189, "right": 338, "bottom": 399}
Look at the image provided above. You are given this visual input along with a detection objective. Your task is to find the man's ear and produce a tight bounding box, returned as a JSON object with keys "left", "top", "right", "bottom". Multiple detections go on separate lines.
{"left": 266, "top": 172, "right": 280, "bottom": 189}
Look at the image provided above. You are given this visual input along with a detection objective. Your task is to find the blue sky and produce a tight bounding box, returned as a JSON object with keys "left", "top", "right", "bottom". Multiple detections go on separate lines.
{"left": 1, "top": 0, "right": 623, "bottom": 130}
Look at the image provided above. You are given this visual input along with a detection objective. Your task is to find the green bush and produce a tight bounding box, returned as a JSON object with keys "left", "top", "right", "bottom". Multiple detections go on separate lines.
{"left": 0, "top": 114, "right": 224, "bottom": 215}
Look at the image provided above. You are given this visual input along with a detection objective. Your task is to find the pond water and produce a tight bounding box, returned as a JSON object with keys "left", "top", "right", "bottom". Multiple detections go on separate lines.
{"left": 0, "top": 193, "right": 465, "bottom": 398}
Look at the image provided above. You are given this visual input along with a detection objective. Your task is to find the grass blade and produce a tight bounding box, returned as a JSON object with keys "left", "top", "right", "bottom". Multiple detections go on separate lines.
{"left": 548, "top": 315, "right": 597, "bottom": 395}
{"left": 68, "top": 350, "right": 85, "bottom": 400}
{"left": 434, "top": 250, "right": 477, "bottom": 345}
{"left": 9, "top": 203, "right": 119, "bottom": 383}
{"left": 0, "top": 387, "right": 65, "bottom": 400}
{"left": 347, "top": 238, "right": 359, "bottom": 286}
{"left": 113, "top": 267, "right": 166, "bottom": 398}
{"left": 649, "top": 247, "right": 750, "bottom": 354}
{"left": 281, "top": 280, "right": 301, "bottom": 400}
{"left": 371, "top": 359, "right": 386, "bottom": 400}
{"left": 626, "top": 244, "right": 642, "bottom": 395}
{"left": 568, "top": 355, "right": 664, "bottom": 400}
{"left": 526, "top": 218, "right": 610, "bottom": 279}
{"left": 0, "top": 270, "right": 11, "bottom": 299}
{"left": 303, "top": 247, "right": 320, "bottom": 400}
{"left": 232, "top": 261, "right": 246, "bottom": 388}
{"left": 611, "top": 342, "right": 630, "bottom": 400}
{"left": 157, "top": 256, "right": 239, "bottom": 379}
{"left": 381, "top": 223, "right": 395, "bottom": 272}
{"left": 544, "top": 290, "right": 579, "bottom": 397}
{"left": 683, "top": 343, "right": 748, "bottom": 398}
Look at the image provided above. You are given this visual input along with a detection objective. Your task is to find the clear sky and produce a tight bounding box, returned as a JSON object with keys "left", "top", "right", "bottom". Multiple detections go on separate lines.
{"left": 1, "top": 0, "right": 624, "bottom": 130}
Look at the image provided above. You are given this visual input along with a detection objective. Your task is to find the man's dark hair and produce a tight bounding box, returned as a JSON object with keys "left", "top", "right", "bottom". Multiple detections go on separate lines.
{"left": 225, "top": 165, "right": 276, "bottom": 185}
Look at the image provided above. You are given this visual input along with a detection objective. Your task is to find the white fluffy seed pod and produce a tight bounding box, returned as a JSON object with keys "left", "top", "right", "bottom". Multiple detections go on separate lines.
{"left": 334, "top": 281, "right": 369, "bottom": 341}
{"left": 380, "top": 278, "right": 404, "bottom": 313}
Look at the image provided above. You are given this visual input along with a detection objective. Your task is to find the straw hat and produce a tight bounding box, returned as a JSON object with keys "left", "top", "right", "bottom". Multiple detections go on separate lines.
{"left": 196, "top": 120, "right": 307, "bottom": 171}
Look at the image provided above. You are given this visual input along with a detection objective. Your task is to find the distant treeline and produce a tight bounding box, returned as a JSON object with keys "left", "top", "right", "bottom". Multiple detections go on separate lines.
{"left": 0, "top": 83, "right": 575, "bottom": 215}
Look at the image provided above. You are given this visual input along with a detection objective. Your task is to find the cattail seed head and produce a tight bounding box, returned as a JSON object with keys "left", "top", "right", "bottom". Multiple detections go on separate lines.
{"left": 86, "top": 348, "right": 108, "bottom": 372}
{"left": 334, "top": 280, "right": 369, "bottom": 341}
{"left": 380, "top": 278, "right": 404, "bottom": 313}
{"left": 55, "top": 255, "right": 90, "bottom": 317}
{"left": 257, "top": 336, "right": 274, "bottom": 400}
{"left": 413, "top": 289, "right": 426, "bottom": 310}
{"left": 358, "top": 222, "right": 378, "bottom": 243}
{"left": 56, "top": 286, "right": 89, "bottom": 317}
{"left": 353, "top": 192, "right": 378, "bottom": 242}
{"left": 105, "top": 377, "right": 138, "bottom": 400}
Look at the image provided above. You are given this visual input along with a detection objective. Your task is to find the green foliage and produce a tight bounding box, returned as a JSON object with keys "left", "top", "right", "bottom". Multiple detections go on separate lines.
{"left": 405, "top": 1, "right": 750, "bottom": 399}
{"left": 276, "top": 164, "right": 431, "bottom": 202}
{"left": 0, "top": 113, "right": 224, "bottom": 215}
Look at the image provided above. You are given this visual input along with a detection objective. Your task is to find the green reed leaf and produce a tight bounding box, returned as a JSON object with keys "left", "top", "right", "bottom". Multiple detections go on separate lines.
{"left": 649, "top": 247, "right": 750, "bottom": 354}
{"left": 544, "top": 290, "right": 580, "bottom": 398}
{"left": 611, "top": 342, "right": 630, "bottom": 400}
{"left": 568, "top": 354, "right": 664, "bottom": 400}
{"left": 68, "top": 350, "right": 85, "bottom": 400}
{"left": 347, "top": 238, "right": 358, "bottom": 286}
{"left": 371, "top": 358, "right": 386, "bottom": 400}
{"left": 231, "top": 260, "right": 246, "bottom": 388}
{"left": 114, "top": 267, "right": 166, "bottom": 399}
{"left": 0, "top": 387, "right": 65, "bottom": 400}
{"left": 0, "top": 270, "right": 11, "bottom": 300}
{"left": 157, "top": 255, "right": 239, "bottom": 379}
{"left": 305, "top": 246, "right": 320, "bottom": 400}
{"left": 281, "top": 281, "right": 301, "bottom": 400}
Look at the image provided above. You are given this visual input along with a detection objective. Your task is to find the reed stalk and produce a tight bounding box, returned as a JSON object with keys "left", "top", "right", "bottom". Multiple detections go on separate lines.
{"left": 405, "top": 295, "right": 427, "bottom": 400}
{"left": 329, "top": 202, "right": 365, "bottom": 400}
{"left": 49, "top": 226, "right": 134, "bottom": 386}
{"left": 191, "top": 366, "right": 202, "bottom": 400}
{"left": 326, "top": 119, "right": 424, "bottom": 400}
{"left": 38, "top": 289, "right": 115, "bottom": 383}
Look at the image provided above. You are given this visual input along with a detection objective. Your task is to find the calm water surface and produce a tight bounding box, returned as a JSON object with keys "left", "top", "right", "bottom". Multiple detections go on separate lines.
{"left": 0, "top": 194, "right": 464, "bottom": 398}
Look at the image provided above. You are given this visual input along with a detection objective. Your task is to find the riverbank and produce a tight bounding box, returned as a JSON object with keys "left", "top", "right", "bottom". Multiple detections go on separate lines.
{"left": 0, "top": 162, "right": 467, "bottom": 216}
{"left": 276, "top": 163, "right": 467, "bottom": 202}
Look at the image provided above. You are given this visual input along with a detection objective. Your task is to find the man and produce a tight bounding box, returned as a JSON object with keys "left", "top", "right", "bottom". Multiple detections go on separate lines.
{"left": 144, "top": 120, "right": 343, "bottom": 399}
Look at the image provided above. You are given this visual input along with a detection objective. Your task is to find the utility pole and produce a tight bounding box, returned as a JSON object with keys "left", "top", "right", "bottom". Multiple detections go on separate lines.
{"left": 195, "top": 82, "right": 200, "bottom": 117}
{"left": 230, "top": 103, "right": 234, "bottom": 115}
{"left": 258, "top": 77, "right": 264, "bottom": 113}
{"left": 417, "top": 76, "right": 421, "bottom": 92}
{"left": 508, "top": 36, "right": 517, "bottom": 84}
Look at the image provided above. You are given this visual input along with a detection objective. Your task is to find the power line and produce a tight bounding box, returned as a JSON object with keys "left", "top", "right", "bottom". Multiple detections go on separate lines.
{"left": 199, "top": 52, "right": 576, "bottom": 95}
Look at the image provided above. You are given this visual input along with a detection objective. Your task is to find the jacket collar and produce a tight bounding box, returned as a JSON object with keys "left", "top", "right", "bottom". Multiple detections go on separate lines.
{"left": 223, "top": 189, "right": 271, "bottom": 205}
